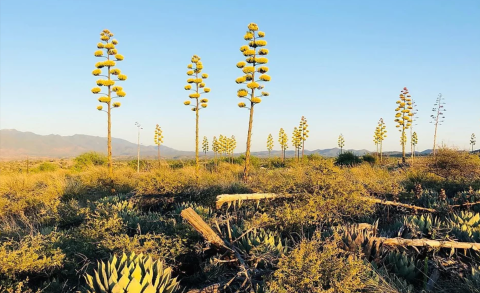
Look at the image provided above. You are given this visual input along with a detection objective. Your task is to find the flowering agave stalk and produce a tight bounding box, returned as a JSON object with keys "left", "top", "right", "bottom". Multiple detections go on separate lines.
{"left": 183, "top": 55, "right": 210, "bottom": 175}
{"left": 412, "top": 131, "right": 418, "bottom": 165}
{"left": 278, "top": 128, "right": 288, "bottom": 163}
{"left": 154, "top": 124, "right": 163, "bottom": 167}
{"left": 471, "top": 133, "right": 476, "bottom": 152}
{"left": 219, "top": 135, "right": 227, "bottom": 159}
{"left": 337, "top": 134, "right": 345, "bottom": 155}
{"left": 212, "top": 136, "right": 219, "bottom": 168}
{"left": 430, "top": 93, "right": 446, "bottom": 155}
{"left": 267, "top": 134, "right": 274, "bottom": 158}
{"left": 236, "top": 23, "right": 270, "bottom": 181}
{"left": 299, "top": 116, "right": 309, "bottom": 158}
{"left": 92, "top": 29, "right": 127, "bottom": 177}
{"left": 229, "top": 135, "right": 237, "bottom": 163}
{"left": 375, "top": 118, "right": 387, "bottom": 162}
{"left": 409, "top": 99, "right": 418, "bottom": 161}
{"left": 292, "top": 127, "right": 302, "bottom": 162}
{"left": 202, "top": 136, "right": 209, "bottom": 164}
{"left": 394, "top": 87, "right": 413, "bottom": 163}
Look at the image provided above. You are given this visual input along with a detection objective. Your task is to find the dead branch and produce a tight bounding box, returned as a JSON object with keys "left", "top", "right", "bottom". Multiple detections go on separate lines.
{"left": 216, "top": 193, "right": 285, "bottom": 209}
{"left": 180, "top": 207, "right": 226, "bottom": 248}
{"left": 359, "top": 196, "right": 437, "bottom": 213}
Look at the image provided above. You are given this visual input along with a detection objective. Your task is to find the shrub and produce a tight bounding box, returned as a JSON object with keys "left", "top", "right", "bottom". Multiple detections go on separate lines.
{"left": 363, "top": 154, "right": 376, "bottom": 165}
{"left": 36, "top": 162, "right": 58, "bottom": 172}
{"left": 127, "top": 159, "right": 152, "bottom": 171}
{"left": 74, "top": 152, "right": 107, "bottom": 170}
{"left": 335, "top": 152, "right": 362, "bottom": 166}
{"left": 427, "top": 148, "right": 480, "bottom": 182}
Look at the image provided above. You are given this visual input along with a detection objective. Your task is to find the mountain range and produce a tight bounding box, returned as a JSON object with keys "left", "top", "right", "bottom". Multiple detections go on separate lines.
{"left": 0, "top": 129, "right": 432, "bottom": 159}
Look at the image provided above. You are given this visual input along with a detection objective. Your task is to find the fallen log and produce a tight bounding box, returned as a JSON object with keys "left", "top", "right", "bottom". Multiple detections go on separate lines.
{"left": 359, "top": 196, "right": 437, "bottom": 213}
{"left": 377, "top": 237, "right": 480, "bottom": 251}
{"left": 180, "top": 207, "right": 226, "bottom": 248}
{"left": 450, "top": 201, "right": 480, "bottom": 208}
{"left": 216, "top": 193, "right": 285, "bottom": 209}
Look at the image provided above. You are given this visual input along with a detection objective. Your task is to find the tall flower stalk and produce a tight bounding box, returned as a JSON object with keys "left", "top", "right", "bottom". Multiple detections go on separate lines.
{"left": 92, "top": 29, "right": 127, "bottom": 177}
{"left": 267, "top": 134, "right": 274, "bottom": 158}
{"left": 430, "top": 93, "right": 446, "bottom": 156}
{"left": 183, "top": 55, "right": 210, "bottom": 176}
{"left": 236, "top": 23, "right": 270, "bottom": 181}
{"left": 337, "top": 134, "right": 345, "bottom": 154}
{"left": 375, "top": 118, "right": 387, "bottom": 162}
{"left": 299, "top": 116, "right": 309, "bottom": 159}
{"left": 154, "top": 124, "right": 163, "bottom": 167}
{"left": 471, "top": 133, "right": 476, "bottom": 152}
{"left": 278, "top": 128, "right": 288, "bottom": 163}
{"left": 412, "top": 131, "right": 418, "bottom": 165}
{"left": 202, "top": 136, "right": 209, "bottom": 167}
{"left": 292, "top": 127, "right": 302, "bottom": 162}
{"left": 212, "top": 136, "right": 219, "bottom": 168}
{"left": 394, "top": 87, "right": 412, "bottom": 163}
{"left": 409, "top": 99, "right": 418, "bottom": 161}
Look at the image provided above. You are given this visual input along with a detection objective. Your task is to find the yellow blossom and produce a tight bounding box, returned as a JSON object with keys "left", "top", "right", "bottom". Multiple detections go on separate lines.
{"left": 201, "top": 73, "right": 208, "bottom": 79}
{"left": 110, "top": 68, "right": 121, "bottom": 75}
{"left": 187, "top": 78, "right": 194, "bottom": 83}
{"left": 261, "top": 91, "right": 269, "bottom": 96}
{"left": 184, "top": 100, "right": 191, "bottom": 105}
{"left": 201, "top": 103, "right": 207, "bottom": 108}
{"left": 115, "top": 54, "right": 124, "bottom": 61}
{"left": 117, "top": 91, "right": 126, "bottom": 97}
{"left": 200, "top": 98, "right": 208, "bottom": 103}
{"left": 258, "top": 48, "right": 269, "bottom": 55}
{"left": 185, "top": 85, "right": 192, "bottom": 90}
{"left": 199, "top": 83, "right": 205, "bottom": 88}
{"left": 248, "top": 23, "right": 258, "bottom": 31}
{"left": 242, "top": 66, "right": 255, "bottom": 74}
{"left": 191, "top": 55, "right": 200, "bottom": 63}
{"left": 187, "top": 70, "right": 194, "bottom": 75}
{"left": 97, "top": 43, "right": 105, "bottom": 49}
{"left": 237, "top": 61, "right": 246, "bottom": 68}
{"left": 113, "top": 102, "right": 121, "bottom": 107}
{"left": 103, "top": 60, "right": 116, "bottom": 67}
{"left": 243, "top": 49, "right": 255, "bottom": 56}
{"left": 256, "top": 57, "right": 268, "bottom": 64}
{"left": 194, "top": 78, "right": 202, "bottom": 83}
{"left": 257, "top": 66, "right": 269, "bottom": 73}
{"left": 247, "top": 81, "right": 259, "bottom": 89}
{"left": 108, "top": 49, "right": 117, "bottom": 55}
{"left": 245, "top": 74, "right": 253, "bottom": 81}
{"left": 236, "top": 76, "right": 246, "bottom": 84}
{"left": 244, "top": 32, "right": 254, "bottom": 40}
{"left": 103, "top": 80, "right": 115, "bottom": 86}
{"left": 238, "top": 102, "right": 246, "bottom": 108}
{"left": 259, "top": 74, "right": 271, "bottom": 81}
{"left": 189, "top": 93, "right": 200, "bottom": 98}
{"left": 112, "top": 86, "right": 123, "bottom": 92}
{"left": 191, "top": 108, "right": 197, "bottom": 112}
{"left": 98, "top": 96, "right": 111, "bottom": 103}
{"left": 237, "top": 89, "right": 248, "bottom": 97}
{"left": 112, "top": 39, "right": 118, "bottom": 45}
{"left": 101, "top": 35, "right": 109, "bottom": 41}
{"left": 97, "top": 105, "right": 103, "bottom": 111}
{"left": 118, "top": 74, "right": 127, "bottom": 81}
{"left": 257, "top": 31, "right": 265, "bottom": 37}
{"left": 204, "top": 88, "right": 211, "bottom": 93}
{"left": 187, "top": 64, "right": 193, "bottom": 69}
{"left": 95, "top": 61, "right": 105, "bottom": 68}
{"left": 96, "top": 79, "right": 105, "bottom": 86}
{"left": 240, "top": 45, "right": 249, "bottom": 52}
{"left": 251, "top": 97, "right": 262, "bottom": 103}
{"left": 91, "top": 87, "right": 101, "bottom": 94}
{"left": 246, "top": 57, "right": 255, "bottom": 63}
{"left": 94, "top": 50, "right": 104, "bottom": 57}
{"left": 105, "top": 43, "right": 115, "bottom": 49}
{"left": 92, "top": 69, "right": 102, "bottom": 76}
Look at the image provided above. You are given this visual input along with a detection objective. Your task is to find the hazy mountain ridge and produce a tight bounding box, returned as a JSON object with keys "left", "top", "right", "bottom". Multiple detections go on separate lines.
{"left": 0, "top": 129, "right": 435, "bottom": 159}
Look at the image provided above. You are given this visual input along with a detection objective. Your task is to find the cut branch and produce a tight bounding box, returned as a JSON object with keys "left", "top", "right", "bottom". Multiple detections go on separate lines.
{"left": 359, "top": 196, "right": 436, "bottom": 213}
{"left": 216, "top": 193, "right": 285, "bottom": 209}
{"left": 377, "top": 237, "right": 480, "bottom": 251}
{"left": 180, "top": 207, "right": 226, "bottom": 248}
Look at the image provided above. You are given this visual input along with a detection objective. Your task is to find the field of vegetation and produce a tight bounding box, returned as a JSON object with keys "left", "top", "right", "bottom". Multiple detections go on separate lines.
{"left": 1, "top": 148, "right": 480, "bottom": 292}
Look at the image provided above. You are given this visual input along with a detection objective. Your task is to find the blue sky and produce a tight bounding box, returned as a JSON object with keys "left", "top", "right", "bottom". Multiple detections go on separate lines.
{"left": 1, "top": 0, "right": 479, "bottom": 152}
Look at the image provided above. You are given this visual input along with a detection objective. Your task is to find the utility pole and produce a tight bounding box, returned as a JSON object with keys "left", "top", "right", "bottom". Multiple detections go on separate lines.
{"left": 135, "top": 122, "right": 142, "bottom": 173}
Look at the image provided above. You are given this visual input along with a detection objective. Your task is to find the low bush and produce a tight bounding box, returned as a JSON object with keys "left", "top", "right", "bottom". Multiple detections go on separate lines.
{"left": 335, "top": 152, "right": 363, "bottom": 166}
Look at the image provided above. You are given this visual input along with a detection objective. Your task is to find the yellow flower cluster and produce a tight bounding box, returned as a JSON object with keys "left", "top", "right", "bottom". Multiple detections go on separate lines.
{"left": 237, "top": 89, "right": 248, "bottom": 97}
{"left": 184, "top": 85, "right": 192, "bottom": 90}
{"left": 112, "top": 39, "right": 118, "bottom": 45}
{"left": 200, "top": 98, "right": 208, "bottom": 103}
{"left": 110, "top": 69, "right": 120, "bottom": 75}
{"left": 91, "top": 87, "right": 101, "bottom": 94}
{"left": 243, "top": 49, "right": 255, "bottom": 56}
{"left": 94, "top": 50, "right": 104, "bottom": 57}
{"left": 240, "top": 45, "right": 249, "bottom": 52}
{"left": 97, "top": 43, "right": 104, "bottom": 49}
{"left": 201, "top": 103, "right": 207, "bottom": 108}
{"left": 191, "top": 108, "right": 197, "bottom": 112}
{"left": 105, "top": 43, "right": 115, "bottom": 50}
{"left": 97, "top": 105, "right": 103, "bottom": 110}
{"left": 189, "top": 93, "right": 200, "bottom": 99}
{"left": 92, "top": 69, "right": 102, "bottom": 76}
{"left": 258, "top": 48, "right": 269, "bottom": 55}
{"left": 247, "top": 81, "right": 259, "bottom": 89}
{"left": 257, "top": 66, "right": 269, "bottom": 73}
{"left": 112, "top": 86, "right": 123, "bottom": 92}
{"left": 96, "top": 79, "right": 106, "bottom": 86}
{"left": 204, "top": 88, "right": 211, "bottom": 93}
{"left": 238, "top": 102, "right": 246, "bottom": 108}
{"left": 245, "top": 74, "right": 253, "bottom": 81}
{"left": 187, "top": 64, "right": 193, "bottom": 69}
{"left": 194, "top": 78, "right": 202, "bottom": 83}
{"left": 249, "top": 40, "right": 267, "bottom": 47}
{"left": 257, "top": 31, "right": 265, "bottom": 37}
{"left": 98, "top": 97, "right": 111, "bottom": 103}
{"left": 104, "top": 80, "right": 115, "bottom": 86}
{"left": 199, "top": 83, "right": 205, "bottom": 88}
{"left": 103, "top": 60, "right": 116, "bottom": 67}
{"left": 255, "top": 57, "right": 268, "bottom": 64}
{"left": 262, "top": 91, "right": 269, "bottom": 96}
{"left": 184, "top": 100, "right": 191, "bottom": 105}
{"left": 108, "top": 49, "right": 117, "bottom": 55}
{"left": 187, "top": 70, "right": 194, "bottom": 75}
{"left": 191, "top": 55, "right": 200, "bottom": 63}
{"left": 237, "top": 61, "right": 246, "bottom": 68}
{"left": 248, "top": 23, "right": 258, "bottom": 31}
{"left": 115, "top": 54, "right": 124, "bottom": 61}
{"left": 117, "top": 91, "right": 126, "bottom": 97}
{"left": 187, "top": 78, "right": 194, "bottom": 83}
{"left": 244, "top": 32, "right": 254, "bottom": 40}
{"left": 113, "top": 102, "right": 121, "bottom": 107}
{"left": 101, "top": 35, "right": 109, "bottom": 41}
{"left": 251, "top": 97, "right": 262, "bottom": 104}
{"left": 95, "top": 62, "right": 105, "bottom": 68}
{"left": 118, "top": 74, "right": 127, "bottom": 81}
{"left": 201, "top": 73, "right": 208, "bottom": 79}
{"left": 236, "top": 76, "right": 246, "bottom": 84}
{"left": 242, "top": 66, "right": 255, "bottom": 74}
{"left": 259, "top": 74, "right": 271, "bottom": 81}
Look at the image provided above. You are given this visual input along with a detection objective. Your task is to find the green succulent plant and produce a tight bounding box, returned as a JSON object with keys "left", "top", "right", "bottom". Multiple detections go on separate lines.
{"left": 84, "top": 252, "right": 180, "bottom": 293}
{"left": 384, "top": 252, "right": 419, "bottom": 283}
{"left": 401, "top": 214, "right": 442, "bottom": 239}
{"left": 448, "top": 212, "right": 480, "bottom": 242}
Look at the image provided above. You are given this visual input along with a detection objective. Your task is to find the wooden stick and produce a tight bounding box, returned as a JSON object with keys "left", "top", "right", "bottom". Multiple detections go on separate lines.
{"left": 377, "top": 237, "right": 480, "bottom": 251}
{"left": 359, "top": 196, "right": 437, "bottom": 213}
{"left": 180, "top": 207, "right": 226, "bottom": 248}
{"left": 216, "top": 193, "right": 284, "bottom": 209}
{"left": 450, "top": 201, "right": 480, "bottom": 208}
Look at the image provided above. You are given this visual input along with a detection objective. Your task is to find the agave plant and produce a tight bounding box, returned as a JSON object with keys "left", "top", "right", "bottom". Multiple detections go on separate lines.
{"left": 84, "top": 252, "right": 180, "bottom": 293}
{"left": 400, "top": 214, "right": 443, "bottom": 239}
{"left": 384, "top": 252, "right": 419, "bottom": 283}
{"left": 465, "top": 265, "right": 480, "bottom": 292}
{"left": 448, "top": 212, "right": 480, "bottom": 242}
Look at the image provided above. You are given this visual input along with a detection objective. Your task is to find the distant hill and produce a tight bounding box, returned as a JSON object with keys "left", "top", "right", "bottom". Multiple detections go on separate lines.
{"left": 0, "top": 129, "right": 194, "bottom": 159}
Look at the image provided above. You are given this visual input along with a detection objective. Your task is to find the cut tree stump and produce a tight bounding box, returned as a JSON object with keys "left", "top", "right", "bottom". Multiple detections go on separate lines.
{"left": 180, "top": 207, "right": 226, "bottom": 248}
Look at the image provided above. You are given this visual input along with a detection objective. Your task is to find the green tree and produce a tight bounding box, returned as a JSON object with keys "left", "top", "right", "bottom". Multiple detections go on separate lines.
{"left": 154, "top": 124, "right": 164, "bottom": 167}
{"left": 337, "top": 134, "right": 345, "bottom": 154}
{"left": 183, "top": 55, "right": 211, "bottom": 176}
{"left": 92, "top": 29, "right": 127, "bottom": 177}
{"left": 394, "top": 87, "right": 412, "bottom": 163}
{"left": 236, "top": 23, "right": 270, "bottom": 181}
{"left": 278, "top": 128, "right": 288, "bottom": 163}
